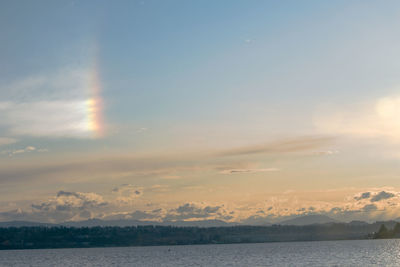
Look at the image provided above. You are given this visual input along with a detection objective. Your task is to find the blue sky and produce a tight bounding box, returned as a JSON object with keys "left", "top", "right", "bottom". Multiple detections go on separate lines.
{"left": 2, "top": 1, "right": 400, "bottom": 223}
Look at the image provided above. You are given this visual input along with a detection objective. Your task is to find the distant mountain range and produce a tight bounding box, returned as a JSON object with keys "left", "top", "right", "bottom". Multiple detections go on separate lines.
{"left": 0, "top": 219, "right": 239, "bottom": 228}
{"left": 0, "top": 215, "right": 345, "bottom": 228}
{"left": 278, "top": 215, "right": 339, "bottom": 226}
{"left": 0, "top": 221, "right": 58, "bottom": 227}
{"left": 62, "top": 218, "right": 240, "bottom": 227}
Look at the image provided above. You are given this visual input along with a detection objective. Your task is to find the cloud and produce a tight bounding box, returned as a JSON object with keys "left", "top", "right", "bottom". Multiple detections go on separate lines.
{"left": 112, "top": 184, "right": 143, "bottom": 205}
{"left": 161, "top": 175, "right": 182, "bottom": 180}
{"left": 1, "top": 146, "right": 48, "bottom": 157}
{"left": 0, "top": 100, "right": 95, "bottom": 138}
{"left": 0, "top": 135, "right": 333, "bottom": 185}
{"left": 314, "top": 94, "right": 400, "bottom": 142}
{"left": 19, "top": 190, "right": 109, "bottom": 222}
{"left": 103, "top": 210, "right": 158, "bottom": 221}
{"left": 0, "top": 209, "right": 32, "bottom": 222}
{"left": 136, "top": 127, "right": 148, "bottom": 133}
{"left": 354, "top": 192, "right": 371, "bottom": 201}
{"left": 0, "top": 186, "right": 147, "bottom": 223}
{"left": 149, "top": 184, "right": 170, "bottom": 193}
{"left": 219, "top": 168, "right": 279, "bottom": 174}
{"left": 0, "top": 67, "right": 103, "bottom": 139}
{"left": 164, "top": 203, "right": 228, "bottom": 221}
{"left": 32, "top": 190, "right": 108, "bottom": 212}
{"left": 371, "top": 191, "right": 395, "bottom": 202}
{"left": 362, "top": 204, "right": 378, "bottom": 212}
{"left": 0, "top": 137, "right": 17, "bottom": 147}
{"left": 313, "top": 150, "right": 339, "bottom": 156}
{"left": 0, "top": 155, "right": 187, "bottom": 184}
{"left": 353, "top": 191, "right": 396, "bottom": 203}
{"left": 3, "top": 188, "right": 400, "bottom": 224}
{"left": 0, "top": 193, "right": 231, "bottom": 223}
{"left": 0, "top": 67, "right": 89, "bottom": 102}
{"left": 218, "top": 136, "right": 334, "bottom": 157}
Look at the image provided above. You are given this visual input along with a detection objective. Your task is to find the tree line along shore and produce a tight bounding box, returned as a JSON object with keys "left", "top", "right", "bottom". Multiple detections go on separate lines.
{"left": 0, "top": 222, "right": 398, "bottom": 250}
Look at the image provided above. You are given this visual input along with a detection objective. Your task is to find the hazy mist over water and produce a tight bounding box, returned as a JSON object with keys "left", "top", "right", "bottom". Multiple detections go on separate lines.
{"left": 2, "top": 239, "right": 400, "bottom": 266}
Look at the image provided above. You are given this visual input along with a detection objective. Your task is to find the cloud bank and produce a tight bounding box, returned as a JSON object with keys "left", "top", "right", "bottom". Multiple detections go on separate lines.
{"left": 2, "top": 188, "right": 400, "bottom": 224}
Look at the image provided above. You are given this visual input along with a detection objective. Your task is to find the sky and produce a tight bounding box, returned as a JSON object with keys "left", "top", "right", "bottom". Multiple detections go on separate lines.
{"left": 2, "top": 0, "right": 400, "bottom": 224}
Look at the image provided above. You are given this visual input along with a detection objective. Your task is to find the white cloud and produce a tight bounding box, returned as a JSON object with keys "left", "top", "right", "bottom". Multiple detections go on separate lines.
{"left": 0, "top": 67, "right": 102, "bottom": 139}
{"left": 0, "top": 100, "right": 93, "bottom": 138}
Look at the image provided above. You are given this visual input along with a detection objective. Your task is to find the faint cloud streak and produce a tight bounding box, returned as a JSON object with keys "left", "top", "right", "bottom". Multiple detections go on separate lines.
{"left": 219, "top": 168, "right": 279, "bottom": 174}
{"left": 218, "top": 136, "right": 334, "bottom": 157}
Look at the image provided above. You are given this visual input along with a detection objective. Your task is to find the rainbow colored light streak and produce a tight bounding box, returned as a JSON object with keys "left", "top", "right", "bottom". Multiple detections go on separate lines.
{"left": 86, "top": 62, "right": 105, "bottom": 138}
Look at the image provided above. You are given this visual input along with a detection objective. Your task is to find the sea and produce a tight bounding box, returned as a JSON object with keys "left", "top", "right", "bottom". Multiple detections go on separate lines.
{"left": 1, "top": 239, "right": 400, "bottom": 266}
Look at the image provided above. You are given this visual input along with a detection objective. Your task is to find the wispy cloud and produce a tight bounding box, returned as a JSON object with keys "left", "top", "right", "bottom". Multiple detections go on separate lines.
{"left": 0, "top": 135, "right": 332, "bottom": 184}
{"left": 314, "top": 94, "right": 400, "bottom": 143}
{"left": 135, "top": 127, "right": 148, "bottom": 133}
{"left": 0, "top": 137, "right": 17, "bottom": 147}
{"left": 313, "top": 150, "right": 339, "bottom": 156}
{"left": 0, "top": 66, "right": 103, "bottom": 139}
{"left": 1, "top": 146, "right": 48, "bottom": 157}
{"left": 0, "top": 67, "right": 90, "bottom": 101}
{"left": 219, "top": 168, "right": 279, "bottom": 174}
{"left": 218, "top": 136, "right": 334, "bottom": 157}
{"left": 160, "top": 175, "right": 182, "bottom": 180}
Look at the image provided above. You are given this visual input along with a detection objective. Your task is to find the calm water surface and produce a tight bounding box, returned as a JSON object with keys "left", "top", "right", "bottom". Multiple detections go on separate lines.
{"left": 1, "top": 239, "right": 400, "bottom": 266}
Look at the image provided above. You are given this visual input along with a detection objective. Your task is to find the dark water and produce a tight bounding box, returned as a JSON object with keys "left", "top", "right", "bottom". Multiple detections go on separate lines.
{"left": 1, "top": 239, "right": 400, "bottom": 266}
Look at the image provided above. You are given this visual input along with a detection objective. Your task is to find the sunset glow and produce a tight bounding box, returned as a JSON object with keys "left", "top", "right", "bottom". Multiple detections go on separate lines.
{"left": 2, "top": 0, "right": 400, "bottom": 229}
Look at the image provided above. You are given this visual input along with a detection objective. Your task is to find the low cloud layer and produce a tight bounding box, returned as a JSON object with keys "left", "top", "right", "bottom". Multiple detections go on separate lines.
{"left": 112, "top": 184, "right": 143, "bottom": 205}
{"left": 354, "top": 192, "right": 371, "bottom": 201}
{"left": 2, "top": 188, "right": 400, "bottom": 224}
{"left": 371, "top": 191, "right": 395, "bottom": 202}
{"left": 30, "top": 190, "right": 108, "bottom": 222}
{"left": 354, "top": 191, "right": 396, "bottom": 202}
{"left": 164, "top": 203, "right": 231, "bottom": 221}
